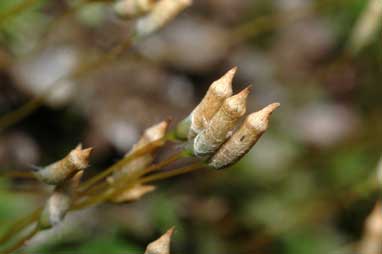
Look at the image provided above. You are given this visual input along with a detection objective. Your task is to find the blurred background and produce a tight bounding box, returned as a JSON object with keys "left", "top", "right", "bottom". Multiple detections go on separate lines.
{"left": 0, "top": 0, "right": 381, "bottom": 253}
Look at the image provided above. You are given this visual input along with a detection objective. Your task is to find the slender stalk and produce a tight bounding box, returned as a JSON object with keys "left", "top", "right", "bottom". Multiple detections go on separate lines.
{"left": 74, "top": 151, "right": 185, "bottom": 208}
{"left": 0, "top": 208, "right": 41, "bottom": 245}
{"left": 77, "top": 138, "right": 166, "bottom": 193}
{"left": 1, "top": 225, "right": 38, "bottom": 254}
{"left": 80, "top": 150, "right": 185, "bottom": 196}
{"left": 140, "top": 163, "right": 205, "bottom": 184}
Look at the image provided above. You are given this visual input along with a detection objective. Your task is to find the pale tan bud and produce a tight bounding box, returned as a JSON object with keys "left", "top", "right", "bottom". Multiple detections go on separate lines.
{"left": 145, "top": 227, "right": 174, "bottom": 254}
{"left": 189, "top": 67, "right": 236, "bottom": 139}
{"left": 193, "top": 86, "right": 250, "bottom": 157}
{"left": 114, "top": 0, "right": 157, "bottom": 18}
{"left": 111, "top": 184, "right": 156, "bottom": 203}
{"left": 359, "top": 202, "right": 382, "bottom": 254}
{"left": 111, "top": 120, "right": 169, "bottom": 180}
{"left": 33, "top": 144, "right": 92, "bottom": 185}
{"left": 38, "top": 171, "right": 83, "bottom": 230}
{"left": 209, "top": 103, "right": 280, "bottom": 169}
{"left": 135, "top": 0, "right": 192, "bottom": 36}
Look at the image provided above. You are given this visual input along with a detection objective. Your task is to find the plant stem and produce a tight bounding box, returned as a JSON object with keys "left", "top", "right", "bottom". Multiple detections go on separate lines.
{"left": 0, "top": 208, "right": 41, "bottom": 245}
{"left": 74, "top": 151, "right": 185, "bottom": 208}
{"left": 1, "top": 225, "right": 39, "bottom": 254}
{"left": 77, "top": 138, "right": 166, "bottom": 193}
{"left": 140, "top": 163, "right": 205, "bottom": 184}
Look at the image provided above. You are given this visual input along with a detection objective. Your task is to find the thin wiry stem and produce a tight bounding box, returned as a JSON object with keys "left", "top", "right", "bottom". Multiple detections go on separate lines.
{"left": 1, "top": 225, "right": 39, "bottom": 254}
{"left": 74, "top": 151, "right": 186, "bottom": 209}
{"left": 140, "top": 162, "right": 205, "bottom": 184}
{"left": 0, "top": 208, "right": 41, "bottom": 245}
{"left": 77, "top": 138, "right": 166, "bottom": 193}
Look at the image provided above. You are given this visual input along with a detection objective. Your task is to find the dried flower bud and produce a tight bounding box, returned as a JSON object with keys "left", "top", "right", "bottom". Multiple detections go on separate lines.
{"left": 111, "top": 184, "right": 156, "bottom": 203}
{"left": 209, "top": 103, "right": 280, "bottom": 169}
{"left": 359, "top": 202, "right": 382, "bottom": 254}
{"left": 33, "top": 144, "right": 92, "bottom": 185}
{"left": 188, "top": 67, "right": 236, "bottom": 139}
{"left": 135, "top": 0, "right": 192, "bottom": 36}
{"left": 145, "top": 227, "right": 174, "bottom": 254}
{"left": 38, "top": 171, "right": 83, "bottom": 230}
{"left": 114, "top": 0, "right": 158, "bottom": 18}
{"left": 193, "top": 86, "right": 250, "bottom": 158}
{"left": 111, "top": 120, "right": 169, "bottom": 181}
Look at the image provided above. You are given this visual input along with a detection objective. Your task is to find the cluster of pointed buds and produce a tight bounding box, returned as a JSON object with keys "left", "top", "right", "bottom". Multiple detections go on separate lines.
{"left": 32, "top": 144, "right": 92, "bottom": 229}
{"left": 176, "top": 67, "right": 279, "bottom": 169}
{"left": 359, "top": 202, "right": 382, "bottom": 254}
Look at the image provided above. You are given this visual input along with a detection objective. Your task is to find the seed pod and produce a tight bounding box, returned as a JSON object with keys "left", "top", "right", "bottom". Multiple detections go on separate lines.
{"left": 33, "top": 144, "right": 92, "bottom": 185}
{"left": 359, "top": 202, "right": 382, "bottom": 254}
{"left": 145, "top": 227, "right": 174, "bottom": 254}
{"left": 193, "top": 86, "right": 250, "bottom": 158}
{"left": 188, "top": 67, "right": 236, "bottom": 139}
{"left": 209, "top": 103, "right": 280, "bottom": 169}
{"left": 110, "top": 184, "right": 156, "bottom": 203}
{"left": 114, "top": 0, "right": 158, "bottom": 18}
{"left": 135, "top": 0, "right": 192, "bottom": 36}
{"left": 111, "top": 120, "right": 169, "bottom": 181}
{"left": 38, "top": 171, "right": 83, "bottom": 230}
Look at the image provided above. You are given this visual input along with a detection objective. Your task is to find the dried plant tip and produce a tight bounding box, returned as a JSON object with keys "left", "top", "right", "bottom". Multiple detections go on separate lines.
{"left": 114, "top": 0, "right": 157, "bottom": 18}
{"left": 189, "top": 67, "right": 236, "bottom": 139}
{"left": 135, "top": 0, "right": 192, "bottom": 36}
{"left": 359, "top": 202, "right": 382, "bottom": 254}
{"left": 193, "top": 86, "right": 250, "bottom": 158}
{"left": 209, "top": 103, "right": 280, "bottom": 169}
{"left": 111, "top": 184, "right": 156, "bottom": 203}
{"left": 33, "top": 145, "right": 93, "bottom": 185}
{"left": 112, "top": 120, "right": 169, "bottom": 180}
{"left": 145, "top": 227, "right": 175, "bottom": 254}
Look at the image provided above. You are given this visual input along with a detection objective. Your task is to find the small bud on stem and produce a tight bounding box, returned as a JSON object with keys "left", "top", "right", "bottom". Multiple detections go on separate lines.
{"left": 209, "top": 103, "right": 279, "bottom": 169}
{"left": 33, "top": 144, "right": 92, "bottom": 185}
{"left": 189, "top": 67, "right": 236, "bottom": 139}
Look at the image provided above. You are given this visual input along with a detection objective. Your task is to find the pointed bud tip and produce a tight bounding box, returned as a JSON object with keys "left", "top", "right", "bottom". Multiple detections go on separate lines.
{"left": 75, "top": 143, "right": 83, "bottom": 150}
{"left": 166, "top": 227, "right": 175, "bottom": 237}
{"left": 247, "top": 102, "right": 280, "bottom": 129}
{"left": 225, "top": 86, "right": 251, "bottom": 111}
{"left": 211, "top": 68, "right": 237, "bottom": 96}
{"left": 144, "top": 120, "right": 170, "bottom": 141}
